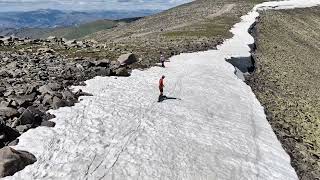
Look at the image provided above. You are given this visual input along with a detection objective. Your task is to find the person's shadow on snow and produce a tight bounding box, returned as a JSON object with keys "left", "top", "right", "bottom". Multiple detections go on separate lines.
{"left": 158, "top": 95, "right": 181, "bottom": 102}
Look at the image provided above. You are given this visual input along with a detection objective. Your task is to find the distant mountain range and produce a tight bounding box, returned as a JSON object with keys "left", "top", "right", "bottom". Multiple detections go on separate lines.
{"left": 0, "top": 9, "right": 159, "bottom": 29}
{"left": 0, "top": 17, "right": 142, "bottom": 40}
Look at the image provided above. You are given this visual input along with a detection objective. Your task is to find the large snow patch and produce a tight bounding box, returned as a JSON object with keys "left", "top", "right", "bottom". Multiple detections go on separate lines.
{"left": 5, "top": 0, "right": 320, "bottom": 179}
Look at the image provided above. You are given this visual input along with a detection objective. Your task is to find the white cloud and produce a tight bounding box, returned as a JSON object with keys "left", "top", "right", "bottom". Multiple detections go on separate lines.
{"left": 0, "top": 0, "right": 193, "bottom": 12}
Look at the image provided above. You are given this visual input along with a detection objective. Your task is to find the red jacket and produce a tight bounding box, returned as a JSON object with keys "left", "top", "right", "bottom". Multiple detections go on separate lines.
{"left": 159, "top": 79, "right": 164, "bottom": 88}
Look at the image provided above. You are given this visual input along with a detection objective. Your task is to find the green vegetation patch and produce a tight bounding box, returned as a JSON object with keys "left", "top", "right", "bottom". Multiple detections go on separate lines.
{"left": 163, "top": 16, "right": 237, "bottom": 38}
{"left": 44, "top": 20, "right": 118, "bottom": 40}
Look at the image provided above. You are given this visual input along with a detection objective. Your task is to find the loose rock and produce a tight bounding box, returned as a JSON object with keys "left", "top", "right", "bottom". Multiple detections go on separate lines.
{"left": 0, "top": 147, "right": 36, "bottom": 177}
{"left": 40, "top": 121, "right": 56, "bottom": 127}
{"left": 117, "top": 53, "right": 137, "bottom": 66}
{"left": 0, "top": 107, "right": 19, "bottom": 118}
{"left": 115, "top": 67, "right": 130, "bottom": 77}
{"left": 18, "top": 108, "right": 35, "bottom": 126}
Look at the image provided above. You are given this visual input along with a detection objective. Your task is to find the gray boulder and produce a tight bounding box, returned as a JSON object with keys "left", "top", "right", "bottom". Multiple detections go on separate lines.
{"left": 80, "top": 60, "right": 94, "bottom": 68}
{"left": 0, "top": 87, "right": 5, "bottom": 94}
{"left": 0, "top": 70, "right": 9, "bottom": 77}
{"left": 95, "top": 67, "right": 111, "bottom": 77}
{"left": 0, "top": 107, "right": 19, "bottom": 118}
{"left": 42, "top": 94, "right": 53, "bottom": 106}
{"left": 0, "top": 87, "right": 6, "bottom": 93}
{"left": 110, "top": 61, "right": 120, "bottom": 69}
{"left": 94, "top": 59, "right": 110, "bottom": 67}
{"left": 75, "top": 89, "right": 93, "bottom": 97}
{"left": 15, "top": 107, "right": 44, "bottom": 127}
{"left": 14, "top": 93, "right": 36, "bottom": 107}
{"left": 47, "top": 36, "right": 57, "bottom": 41}
{"left": 115, "top": 67, "right": 130, "bottom": 77}
{"left": 18, "top": 108, "right": 35, "bottom": 126}
{"left": 7, "top": 139, "right": 19, "bottom": 146}
{"left": 0, "top": 120, "right": 20, "bottom": 144}
{"left": 38, "top": 85, "right": 53, "bottom": 95}
{"left": 2, "top": 57, "right": 9, "bottom": 62}
{"left": 47, "top": 83, "right": 61, "bottom": 91}
{"left": 0, "top": 101, "right": 9, "bottom": 107}
{"left": 52, "top": 96, "right": 65, "bottom": 109}
{"left": 38, "top": 83, "right": 61, "bottom": 95}
{"left": 117, "top": 53, "right": 137, "bottom": 66}
{"left": 42, "top": 113, "right": 56, "bottom": 122}
{"left": 6, "top": 62, "right": 18, "bottom": 69}
{"left": 17, "top": 108, "right": 26, "bottom": 115}
{"left": 8, "top": 100, "right": 18, "bottom": 108}
{"left": 0, "top": 147, "right": 36, "bottom": 177}
{"left": 25, "top": 85, "right": 37, "bottom": 95}
{"left": 61, "top": 90, "right": 76, "bottom": 102}
{"left": 3, "top": 90, "right": 14, "bottom": 97}
{"left": 76, "top": 64, "right": 85, "bottom": 72}
{"left": 15, "top": 125, "right": 31, "bottom": 133}
{"left": 65, "top": 40, "right": 77, "bottom": 47}
{"left": 40, "top": 121, "right": 56, "bottom": 127}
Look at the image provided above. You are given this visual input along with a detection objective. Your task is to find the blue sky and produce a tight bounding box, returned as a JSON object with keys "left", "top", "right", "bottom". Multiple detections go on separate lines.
{"left": 0, "top": 0, "right": 193, "bottom": 12}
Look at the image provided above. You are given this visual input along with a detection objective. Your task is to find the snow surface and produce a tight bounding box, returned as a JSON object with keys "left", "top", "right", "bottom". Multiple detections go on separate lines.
{"left": 5, "top": 1, "right": 320, "bottom": 179}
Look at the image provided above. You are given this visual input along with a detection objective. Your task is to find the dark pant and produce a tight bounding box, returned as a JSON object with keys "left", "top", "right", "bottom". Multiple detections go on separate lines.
{"left": 159, "top": 87, "right": 163, "bottom": 95}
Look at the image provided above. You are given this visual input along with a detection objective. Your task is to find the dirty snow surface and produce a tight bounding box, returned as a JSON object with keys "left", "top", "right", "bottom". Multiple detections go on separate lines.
{"left": 6, "top": 0, "right": 320, "bottom": 180}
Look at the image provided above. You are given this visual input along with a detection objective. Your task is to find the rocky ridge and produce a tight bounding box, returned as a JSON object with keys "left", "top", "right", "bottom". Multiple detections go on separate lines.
{"left": 0, "top": 35, "right": 136, "bottom": 150}
{"left": 246, "top": 7, "right": 320, "bottom": 180}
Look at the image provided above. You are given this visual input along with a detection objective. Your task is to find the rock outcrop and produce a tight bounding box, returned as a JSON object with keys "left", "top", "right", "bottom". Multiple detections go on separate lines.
{"left": 0, "top": 147, "right": 36, "bottom": 178}
{"left": 0, "top": 36, "right": 137, "bottom": 148}
{"left": 117, "top": 53, "right": 137, "bottom": 66}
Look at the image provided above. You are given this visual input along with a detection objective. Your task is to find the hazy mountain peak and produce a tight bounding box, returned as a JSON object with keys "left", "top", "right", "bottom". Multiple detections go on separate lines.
{"left": 0, "top": 9, "right": 159, "bottom": 29}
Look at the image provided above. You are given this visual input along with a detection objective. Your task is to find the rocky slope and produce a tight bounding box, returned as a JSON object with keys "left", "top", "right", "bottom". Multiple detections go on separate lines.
{"left": 86, "top": 0, "right": 266, "bottom": 67}
{"left": 0, "top": 0, "right": 270, "bottom": 150}
{"left": 7, "top": 0, "right": 320, "bottom": 178}
{"left": 247, "top": 6, "right": 320, "bottom": 180}
{"left": 0, "top": 2, "right": 301, "bottom": 177}
{"left": 0, "top": 36, "right": 136, "bottom": 152}
{"left": 0, "top": 1, "right": 267, "bottom": 176}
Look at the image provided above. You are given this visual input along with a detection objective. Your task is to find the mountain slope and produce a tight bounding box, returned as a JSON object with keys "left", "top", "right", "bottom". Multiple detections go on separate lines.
{"left": 0, "top": 9, "right": 157, "bottom": 29}
{"left": 85, "top": 0, "right": 266, "bottom": 66}
{"left": 5, "top": 53, "right": 297, "bottom": 179}
{"left": 0, "top": 18, "right": 142, "bottom": 40}
{"left": 89, "top": 0, "right": 265, "bottom": 41}
{"left": 3, "top": 5, "right": 298, "bottom": 177}
{"left": 49, "top": 20, "right": 119, "bottom": 40}
{"left": 3, "top": 0, "right": 320, "bottom": 179}
{"left": 247, "top": 6, "right": 320, "bottom": 180}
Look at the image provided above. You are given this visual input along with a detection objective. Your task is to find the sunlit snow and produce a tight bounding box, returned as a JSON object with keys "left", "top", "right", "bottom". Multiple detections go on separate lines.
{"left": 5, "top": 0, "right": 320, "bottom": 179}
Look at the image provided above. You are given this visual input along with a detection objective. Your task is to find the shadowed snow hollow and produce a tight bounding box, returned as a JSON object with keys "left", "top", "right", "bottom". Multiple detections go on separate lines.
{"left": 5, "top": 0, "right": 320, "bottom": 179}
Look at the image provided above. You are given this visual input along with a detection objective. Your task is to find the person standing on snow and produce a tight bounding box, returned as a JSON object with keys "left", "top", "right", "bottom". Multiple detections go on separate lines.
{"left": 159, "top": 75, "right": 165, "bottom": 96}
{"left": 160, "top": 54, "right": 165, "bottom": 68}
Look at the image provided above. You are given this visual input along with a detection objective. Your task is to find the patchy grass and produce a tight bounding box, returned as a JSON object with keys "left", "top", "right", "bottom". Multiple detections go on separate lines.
{"left": 163, "top": 16, "right": 237, "bottom": 38}
{"left": 54, "top": 20, "right": 118, "bottom": 40}
{"left": 53, "top": 47, "right": 118, "bottom": 60}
